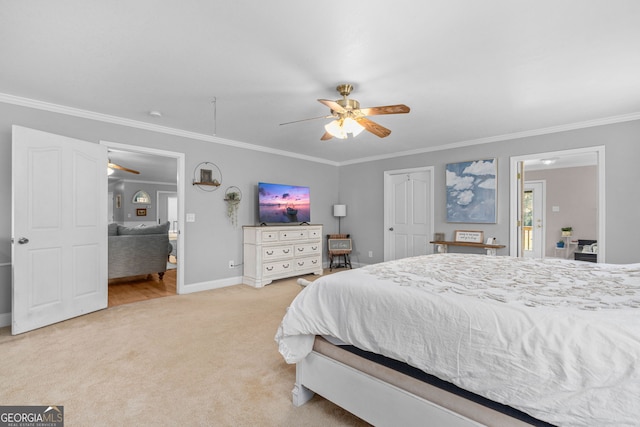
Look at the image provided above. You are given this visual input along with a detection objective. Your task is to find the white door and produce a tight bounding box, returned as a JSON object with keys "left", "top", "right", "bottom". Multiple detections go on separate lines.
{"left": 12, "top": 126, "right": 107, "bottom": 334}
{"left": 157, "top": 191, "right": 178, "bottom": 230}
{"left": 384, "top": 168, "right": 433, "bottom": 261}
{"left": 108, "top": 192, "right": 114, "bottom": 222}
{"left": 523, "top": 181, "right": 545, "bottom": 258}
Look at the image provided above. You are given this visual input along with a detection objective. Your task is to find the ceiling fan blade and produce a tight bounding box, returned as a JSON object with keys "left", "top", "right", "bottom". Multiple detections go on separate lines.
{"left": 360, "top": 104, "right": 410, "bottom": 116}
{"left": 320, "top": 131, "right": 333, "bottom": 141}
{"left": 279, "top": 115, "right": 332, "bottom": 126}
{"left": 318, "top": 99, "right": 346, "bottom": 114}
{"left": 357, "top": 118, "right": 392, "bottom": 138}
{"left": 108, "top": 162, "right": 140, "bottom": 174}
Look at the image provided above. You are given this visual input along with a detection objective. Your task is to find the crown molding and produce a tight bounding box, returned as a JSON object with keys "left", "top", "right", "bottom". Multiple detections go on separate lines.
{"left": 2, "top": 92, "right": 638, "bottom": 168}
{"left": 339, "top": 111, "right": 640, "bottom": 166}
{"left": 0, "top": 92, "right": 339, "bottom": 167}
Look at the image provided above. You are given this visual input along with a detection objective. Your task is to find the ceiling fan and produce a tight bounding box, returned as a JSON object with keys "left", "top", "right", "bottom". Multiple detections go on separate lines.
{"left": 108, "top": 159, "right": 140, "bottom": 175}
{"left": 281, "top": 84, "right": 410, "bottom": 140}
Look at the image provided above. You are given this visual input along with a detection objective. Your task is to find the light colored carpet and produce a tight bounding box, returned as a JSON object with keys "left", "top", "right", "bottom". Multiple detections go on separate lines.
{"left": 0, "top": 275, "right": 369, "bottom": 426}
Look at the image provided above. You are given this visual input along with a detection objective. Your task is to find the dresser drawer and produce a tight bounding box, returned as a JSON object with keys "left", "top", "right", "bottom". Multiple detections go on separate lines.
{"left": 263, "top": 245, "right": 294, "bottom": 260}
{"left": 294, "top": 256, "right": 321, "bottom": 271}
{"left": 261, "top": 230, "right": 279, "bottom": 242}
{"left": 295, "top": 243, "right": 321, "bottom": 256}
{"left": 280, "top": 229, "right": 308, "bottom": 241}
{"left": 308, "top": 228, "right": 322, "bottom": 239}
{"left": 263, "top": 260, "right": 293, "bottom": 276}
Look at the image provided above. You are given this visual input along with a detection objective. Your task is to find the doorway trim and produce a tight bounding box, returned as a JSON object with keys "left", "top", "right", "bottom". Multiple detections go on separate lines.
{"left": 509, "top": 146, "right": 605, "bottom": 261}
{"left": 101, "top": 141, "right": 186, "bottom": 294}
{"left": 523, "top": 180, "right": 546, "bottom": 258}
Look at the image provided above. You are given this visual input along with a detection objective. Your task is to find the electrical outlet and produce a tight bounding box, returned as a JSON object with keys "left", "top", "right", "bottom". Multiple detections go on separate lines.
{"left": 228, "top": 260, "right": 234, "bottom": 268}
{"left": 368, "top": 251, "right": 373, "bottom": 258}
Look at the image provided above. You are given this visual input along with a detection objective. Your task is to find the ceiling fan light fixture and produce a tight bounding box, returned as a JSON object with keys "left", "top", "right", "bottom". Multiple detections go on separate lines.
{"left": 325, "top": 117, "right": 365, "bottom": 139}
{"left": 343, "top": 117, "right": 365, "bottom": 137}
{"left": 325, "top": 120, "right": 348, "bottom": 139}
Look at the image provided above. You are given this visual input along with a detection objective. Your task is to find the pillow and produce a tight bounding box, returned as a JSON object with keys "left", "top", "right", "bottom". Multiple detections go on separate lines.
{"left": 117, "top": 221, "right": 170, "bottom": 235}
{"left": 108, "top": 223, "right": 118, "bottom": 236}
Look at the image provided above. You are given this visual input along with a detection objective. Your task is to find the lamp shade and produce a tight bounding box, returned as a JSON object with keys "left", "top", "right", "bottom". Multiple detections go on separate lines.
{"left": 333, "top": 204, "right": 347, "bottom": 217}
{"left": 325, "top": 120, "right": 347, "bottom": 139}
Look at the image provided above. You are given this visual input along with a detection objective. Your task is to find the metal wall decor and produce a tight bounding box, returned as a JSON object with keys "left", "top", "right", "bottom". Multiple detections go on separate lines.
{"left": 193, "top": 161, "right": 222, "bottom": 191}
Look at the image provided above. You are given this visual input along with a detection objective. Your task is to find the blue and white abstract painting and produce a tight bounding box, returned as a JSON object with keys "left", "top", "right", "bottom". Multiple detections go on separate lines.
{"left": 446, "top": 158, "right": 497, "bottom": 223}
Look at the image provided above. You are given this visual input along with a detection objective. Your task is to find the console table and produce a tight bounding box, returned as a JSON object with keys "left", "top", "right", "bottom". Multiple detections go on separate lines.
{"left": 430, "top": 240, "right": 506, "bottom": 256}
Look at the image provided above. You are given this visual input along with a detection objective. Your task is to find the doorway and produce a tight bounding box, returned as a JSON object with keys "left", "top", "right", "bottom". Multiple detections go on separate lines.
{"left": 102, "top": 141, "right": 185, "bottom": 296}
{"left": 522, "top": 181, "right": 545, "bottom": 258}
{"left": 510, "top": 146, "right": 605, "bottom": 261}
{"left": 383, "top": 167, "right": 434, "bottom": 261}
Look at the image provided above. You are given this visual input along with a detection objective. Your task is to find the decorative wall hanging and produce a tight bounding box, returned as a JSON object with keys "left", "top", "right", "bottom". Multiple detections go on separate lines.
{"left": 224, "top": 186, "right": 242, "bottom": 227}
{"left": 446, "top": 158, "right": 497, "bottom": 223}
{"left": 132, "top": 190, "right": 151, "bottom": 204}
{"left": 193, "top": 161, "right": 222, "bottom": 191}
{"left": 136, "top": 208, "right": 147, "bottom": 216}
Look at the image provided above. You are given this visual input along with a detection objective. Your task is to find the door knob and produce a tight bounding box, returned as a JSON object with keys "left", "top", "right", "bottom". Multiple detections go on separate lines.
{"left": 18, "top": 237, "right": 29, "bottom": 244}
{"left": 389, "top": 227, "right": 394, "bottom": 231}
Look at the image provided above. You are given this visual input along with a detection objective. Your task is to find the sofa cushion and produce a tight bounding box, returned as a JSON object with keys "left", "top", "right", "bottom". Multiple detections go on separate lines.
{"left": 108, "top": 223, "right": 118, "bottom": 236}
{"left": 117, "top": 221, "right": 170, "bottom": 236}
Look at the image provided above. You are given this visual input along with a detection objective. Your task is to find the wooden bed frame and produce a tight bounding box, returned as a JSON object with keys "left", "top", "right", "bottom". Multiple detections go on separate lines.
{"left": 293, "top": 337, "right": 537, "bottom": 427}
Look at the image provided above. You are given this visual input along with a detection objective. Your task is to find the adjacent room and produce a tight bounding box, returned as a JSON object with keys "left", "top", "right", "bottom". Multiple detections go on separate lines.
{"left": 1, "top": 1, "right": 640, "bottom": 426}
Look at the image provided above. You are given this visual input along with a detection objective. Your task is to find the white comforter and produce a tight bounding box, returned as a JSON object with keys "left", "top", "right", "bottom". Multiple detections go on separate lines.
{"left": 275, "top": 254, "right": 640, "bottom": 426}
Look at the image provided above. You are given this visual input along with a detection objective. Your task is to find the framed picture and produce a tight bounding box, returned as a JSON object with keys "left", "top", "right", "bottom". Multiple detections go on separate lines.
{"left": 115, "top": 194, "right": 121, "bottom": 209}
{"left": 328, "top": 238, "right": 352, "bottom": 251}
{"left": 200, "top": 168, "right": 213, "bottom": 183}
{"left": 454, "top": 230, "right": 484, "bottom": 243}
{"left": 433, "top": 232, "right": 445, "bottom": 242}
{"left": 136, "top": 208, "right": 147, "bottom": 217}
{"left": 446, "top": 158, "right": 497, "bottom": 223}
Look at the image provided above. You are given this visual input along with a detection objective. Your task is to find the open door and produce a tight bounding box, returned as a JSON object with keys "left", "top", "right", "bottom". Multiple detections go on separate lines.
{"left": 12, "top": 126, "right": 108, "bottom": 334}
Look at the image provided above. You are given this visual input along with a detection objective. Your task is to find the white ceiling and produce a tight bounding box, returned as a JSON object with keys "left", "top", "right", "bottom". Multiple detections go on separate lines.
{"left": 2, "top": 1, "right": 640, "bottom": 169}
{"left": 107, "top": 149, "right": 177, "bottom": 183}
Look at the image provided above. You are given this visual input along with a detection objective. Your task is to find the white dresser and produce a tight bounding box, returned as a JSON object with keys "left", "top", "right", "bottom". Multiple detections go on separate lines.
{"left": 243, "top": 225, "right": 323, "bottom": 287}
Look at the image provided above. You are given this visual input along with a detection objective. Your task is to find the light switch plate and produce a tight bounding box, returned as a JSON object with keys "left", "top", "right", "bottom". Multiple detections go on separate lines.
{"left": 186, "top": 213, "right": 196, "bottom": 222}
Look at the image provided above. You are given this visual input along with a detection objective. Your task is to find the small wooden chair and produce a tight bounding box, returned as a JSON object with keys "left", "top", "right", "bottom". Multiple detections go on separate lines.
{"left": 327, "top": 234, "right": 352, "bottom": 271}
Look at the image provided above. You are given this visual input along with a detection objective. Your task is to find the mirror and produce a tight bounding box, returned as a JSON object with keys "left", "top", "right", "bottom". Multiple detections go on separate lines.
{"left": 132, "top": 190, "right": 151, "bottom": 204}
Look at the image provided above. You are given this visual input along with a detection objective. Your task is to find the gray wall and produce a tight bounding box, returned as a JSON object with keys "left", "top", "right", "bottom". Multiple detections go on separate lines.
{"left": 339, "top": 120, "right": 640, "bottom": 265}
{"left": 2, "top": 100, "right": 640, "bottom": 322}
{"left": 526, "top": 166, "right": 597, "bottom": 258}
{"left": 0, "top": 102, "right": 340, "bottom": 318}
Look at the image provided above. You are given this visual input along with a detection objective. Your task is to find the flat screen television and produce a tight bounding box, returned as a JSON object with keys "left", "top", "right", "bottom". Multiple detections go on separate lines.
{"left": 258, "top": 182, "right": 310, "bottom": 224}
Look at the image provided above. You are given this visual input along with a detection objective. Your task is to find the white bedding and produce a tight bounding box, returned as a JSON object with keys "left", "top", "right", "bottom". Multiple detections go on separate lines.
{"left": 275, "top": 254, "right": 640, "bottom": 426}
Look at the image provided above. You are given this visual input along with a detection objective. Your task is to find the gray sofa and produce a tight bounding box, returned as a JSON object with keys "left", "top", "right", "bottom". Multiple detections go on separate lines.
{"left": 108, "top": 222, "right": 172, "bottom": 280}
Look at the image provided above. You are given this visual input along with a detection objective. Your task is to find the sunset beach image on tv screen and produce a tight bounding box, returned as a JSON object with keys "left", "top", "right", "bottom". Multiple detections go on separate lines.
{"left": 258, "top": 182, "right": 310, "bottom": 223}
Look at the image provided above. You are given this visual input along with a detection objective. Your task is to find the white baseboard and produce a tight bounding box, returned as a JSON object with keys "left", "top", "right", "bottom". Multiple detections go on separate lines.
{"left": 0, "top": 276, "right": 244, "bottom": 328}
{"left": 179, "top": 275, "right": 243, "bottom": 294}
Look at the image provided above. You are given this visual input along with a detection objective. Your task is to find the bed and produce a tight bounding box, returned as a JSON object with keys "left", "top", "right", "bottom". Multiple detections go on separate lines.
{"left": 275, "top": 254, "right": 640, "bottom": 426}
